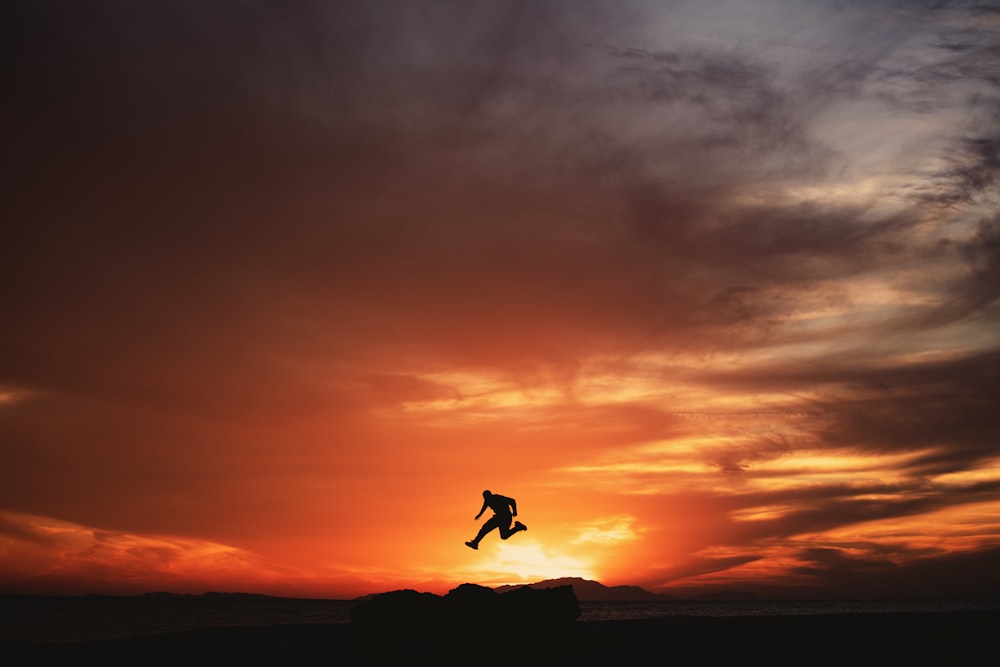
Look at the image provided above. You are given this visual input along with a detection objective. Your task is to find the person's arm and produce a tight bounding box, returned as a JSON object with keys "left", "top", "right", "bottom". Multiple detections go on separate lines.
{"left": 475, "top": 500, "right": 487, "bottom": 520}
{"left": 510, "top": 498, "right": 517, "bottom": 517}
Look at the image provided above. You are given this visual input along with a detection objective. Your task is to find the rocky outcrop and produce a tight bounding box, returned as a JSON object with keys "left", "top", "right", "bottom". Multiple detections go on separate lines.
{"left": 350, "top": 583, "right": 581, "bottom": 661}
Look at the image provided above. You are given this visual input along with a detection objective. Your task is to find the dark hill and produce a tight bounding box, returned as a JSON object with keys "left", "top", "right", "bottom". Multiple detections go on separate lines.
{"left": 493, "top": 577, "right": 672, "bottom": 601}
{"left": 350, "top": 583, "right": 581, "bottom": 661}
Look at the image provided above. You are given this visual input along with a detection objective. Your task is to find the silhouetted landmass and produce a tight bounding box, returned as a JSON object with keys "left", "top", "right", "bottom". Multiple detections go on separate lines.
{"left": 7, "top": 583, "right": 998, "bottom": 664}
{"left": 350, "top": 583, "right": 580, "bottom": 661}
{"left": 494, "top": 576, "right": 673, "bottom": 601}
{"left": 18, "top": 607, "right": 998, "bottom": 664}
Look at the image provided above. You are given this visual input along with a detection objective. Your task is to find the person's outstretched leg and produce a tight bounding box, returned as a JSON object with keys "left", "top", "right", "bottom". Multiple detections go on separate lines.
{"left": 467, "top": 515, "right": 501, "bottom": 549}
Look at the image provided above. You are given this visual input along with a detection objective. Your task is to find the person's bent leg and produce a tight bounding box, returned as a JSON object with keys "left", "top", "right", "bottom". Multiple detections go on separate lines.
{"left": 501, "top": 521, "right": 527, "bottom": 539}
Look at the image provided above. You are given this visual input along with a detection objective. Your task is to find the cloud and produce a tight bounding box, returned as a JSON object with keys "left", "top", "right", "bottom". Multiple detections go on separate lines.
{"left": 792, "top": 544, "right": 1000, "bottom": 599}
{"left": 572, "top": 514, "right": 641, "bottom": 545}
{"left": 0, "top": 511, "right": 265, "bottom": 594}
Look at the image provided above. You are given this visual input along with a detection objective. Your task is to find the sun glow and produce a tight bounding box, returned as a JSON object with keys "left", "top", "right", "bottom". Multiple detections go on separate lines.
{"left": 470, "top": 540, "right": 599, "bottom": 584}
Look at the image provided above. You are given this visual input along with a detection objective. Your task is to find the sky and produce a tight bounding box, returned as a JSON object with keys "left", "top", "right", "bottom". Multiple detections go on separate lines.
{"left": 3, "top": 0, "right": 999, "bottom": 601}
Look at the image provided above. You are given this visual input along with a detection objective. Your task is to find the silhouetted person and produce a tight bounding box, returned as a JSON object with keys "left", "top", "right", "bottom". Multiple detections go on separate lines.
{"left": 465, "top": 489, "right": 526, "bottom": 549}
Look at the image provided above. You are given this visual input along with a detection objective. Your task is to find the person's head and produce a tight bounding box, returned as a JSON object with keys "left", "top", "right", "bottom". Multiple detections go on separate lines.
{"left": 482, "top": 489, "right": 492, "bottom": 499}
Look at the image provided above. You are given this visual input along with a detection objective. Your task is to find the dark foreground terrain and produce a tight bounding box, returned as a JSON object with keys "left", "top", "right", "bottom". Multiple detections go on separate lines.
{"left": 15, "top": 609, "right": 997, "bottom": 664}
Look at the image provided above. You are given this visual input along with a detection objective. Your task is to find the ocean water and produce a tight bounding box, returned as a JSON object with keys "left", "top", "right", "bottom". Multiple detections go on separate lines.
{"left": 2, "top": 594, "right": 998, "bottom": 644}
{"left": 577, "top": 598, "right": 1000, "bottom": 621}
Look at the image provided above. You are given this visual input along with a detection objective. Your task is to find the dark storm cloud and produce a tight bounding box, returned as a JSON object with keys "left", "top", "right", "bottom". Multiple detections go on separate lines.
{"left": 881, "top": 10, "right": 1000, "bottom": 210}
{"left": 957, "top": 214, "right": 1000, "bottom": 307}
{"left": 920, "top": 135, "right": 1000, "bottom": 207}
{"left": 5, "top": 0, "right": 997, "bottom": 417}
{"left": 792, "top": 545, "right": 1000, "bottom": 599}
{"left": 8, "top": 0, "right": 993, "bottom": 432}
{"left": 813, "top": 359, "right": 1000, "bottom": 471}
{"left": 2, "top": 0, "right": 921, "bottom": 367}
{"left": 690, "top": 346, "right": 1000, "bottom": 472}
{"left": 749, "top": 476, "right": 1000, "bottom": 541}
{"left": 630, "top": 188, "right": 911, "bottom": 273}
{"left": 950, "top": 135, "right": 1000, "bottom": 201}
{"left": 604, "top": 44, "right": 813, "bottom": 154}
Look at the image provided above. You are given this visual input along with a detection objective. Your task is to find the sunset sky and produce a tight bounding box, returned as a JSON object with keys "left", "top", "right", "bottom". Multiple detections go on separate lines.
{"left": 4, "top": 1, "right": 999, "bottom": 601}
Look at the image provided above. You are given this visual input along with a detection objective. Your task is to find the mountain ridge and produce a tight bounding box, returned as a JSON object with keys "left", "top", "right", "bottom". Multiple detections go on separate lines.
{"left": 493, "top": 577, "right": 675, "bottom": 601}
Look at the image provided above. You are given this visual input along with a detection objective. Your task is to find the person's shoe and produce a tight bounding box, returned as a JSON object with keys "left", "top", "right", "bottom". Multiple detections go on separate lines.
{"left": 514, "top": 521, "right": 527, "bottom": 531}
{"left": 465, "top": 541, "right": 478, "bottom": 550}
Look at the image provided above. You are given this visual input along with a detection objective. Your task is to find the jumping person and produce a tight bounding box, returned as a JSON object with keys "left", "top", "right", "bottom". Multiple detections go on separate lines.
{"left": 465, "top": 489, "right": 527, "bottom": 550}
